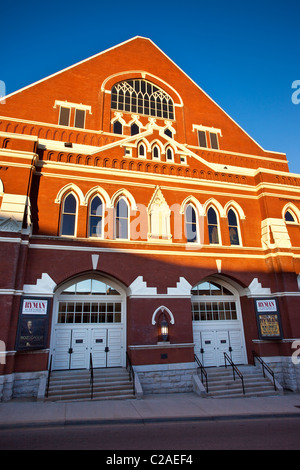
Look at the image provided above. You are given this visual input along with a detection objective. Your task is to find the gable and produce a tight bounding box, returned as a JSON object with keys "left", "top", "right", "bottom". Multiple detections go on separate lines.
{"left": 0, "top": 36, "right": 287, "bottom": 166}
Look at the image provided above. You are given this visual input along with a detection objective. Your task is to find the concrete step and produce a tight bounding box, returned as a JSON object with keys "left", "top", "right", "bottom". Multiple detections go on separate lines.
{"left": 200, "top": 365, "right": 282, "bottom": 399}
{"left": 46, "top": 367, "right": 135, "bottom": 402}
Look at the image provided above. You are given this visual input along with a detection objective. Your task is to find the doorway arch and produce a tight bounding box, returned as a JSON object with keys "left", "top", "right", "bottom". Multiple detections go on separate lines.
{"left": 50, "top": 274, "right": 127, "bottom": 370}
{"left": 192, "top": 276, "right": 247, "bottom": 367}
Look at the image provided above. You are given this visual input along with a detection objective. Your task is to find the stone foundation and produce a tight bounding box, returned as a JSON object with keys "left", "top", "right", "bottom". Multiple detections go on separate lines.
{"left": 263, "top": 357, "right": 300, "bottom": 392}
{"left": 133, "top": 362, "right": 197, "bottom": 394}
{"left": 0, "top": 371, "right": 48, "bottom": 401}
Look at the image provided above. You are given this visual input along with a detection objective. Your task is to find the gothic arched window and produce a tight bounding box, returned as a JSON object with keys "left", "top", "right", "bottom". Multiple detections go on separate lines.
{"left": 111, "top": 80, "right": 174, "bottom": 120}
{"left": 89, "top": 196, "right": 103, "bottom": 238}
{"left": 61, "top": 193, "right": 77, "bottom": 236}
{"left": 131, "top": 123, "right": 139, "bottom": 136}
{"left": 227, "top": 208, "right": 241, "bottom": 245}
{"left": 113, "top": 120, "right": 123, "bottom": 135}
{"left": 185, "top": 204, "right": 198, "bottom": 243}
{"left": 115, "top": 197, "right": 129, "bottom": 239}
{"left": 207, "top": 207, "right": 220, "bottom": 244}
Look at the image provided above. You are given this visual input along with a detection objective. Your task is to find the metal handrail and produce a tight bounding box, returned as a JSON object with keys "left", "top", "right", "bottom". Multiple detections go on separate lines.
{"left": 194, "top": 354, "right": 208, "bottom": 393}
{"left": 46, "top": 354, "right": 52, "bottom": 398}
{"left": 224, "top": 352, "right": 245, "bottom": 395}
{"left": 252, "top": 351, "right": 277, "bottom": 391}
{"left": 126, "top": 351, "right": 135, "bottom": 395}
{"left": 89, "top": 352, "right": 94, "bottom": 400}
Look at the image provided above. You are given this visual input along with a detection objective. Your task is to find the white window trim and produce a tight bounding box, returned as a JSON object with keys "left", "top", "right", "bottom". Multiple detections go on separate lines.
{"left": 114, "top": 196, "right": 130, "bottom": 240}
{"left": 74, "top": 108, "right": 87, "bottom": 129}
{"left": 113, "top": 120, "right": 123, "bottom": 135}
{"left": 184, "top": 203, "right": 200, "bottom": 245}
{"left": 55, "top": 100, "right": 92, "bottom": 128}
{"left": 166, "top": 147, "right": 174, "bottom": 162}
{"left": 152, "top": 144, "right": 161, "bottom": 160}
{"left": 209, "top": 131, "right": 220, "bottom": 150}
{"left": 138, "top": 142, "right": 147, "bottom": 159}
{"left": 54, "top": 100, "right": 92, "bottom": 113}
{"left": 282, "top": 203, "right": 300, "bottom": 225}
{"left": 227, "top": 207, "right": 243, "bottom": 247}
{"left": 88, "top": 195, "right": 105, "bottom": 239}
{"left": 207, "top": 205, "right": 222, "bottom": 246}
{"left": 124, "top": 147, "right": 133, "bottom": 157}
{"left": 58, "top": 106, "right": 71, "bottom": 127}
{"left": 60, "top": 191, "right": 78, "bottom": 238}
{"left": 192, "top": 124, "right": 222, "bottom": 136}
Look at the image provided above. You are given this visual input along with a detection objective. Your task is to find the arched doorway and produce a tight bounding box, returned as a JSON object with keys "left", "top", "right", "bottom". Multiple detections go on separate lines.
{"left": 192, "top": 277, "right": 247, "bottom": 367}
{"left": 50, "top": 275, "right": 126, "bottom": 370}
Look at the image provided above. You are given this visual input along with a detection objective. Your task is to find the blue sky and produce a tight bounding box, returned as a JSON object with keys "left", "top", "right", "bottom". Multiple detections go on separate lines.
{"left": 1, "top": 0, "right": 299, "bottom": 172}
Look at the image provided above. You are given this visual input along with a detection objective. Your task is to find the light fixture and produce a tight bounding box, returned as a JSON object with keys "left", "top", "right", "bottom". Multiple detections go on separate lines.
{"left": 160, "top": 315, "right": 169, "bottom": 342}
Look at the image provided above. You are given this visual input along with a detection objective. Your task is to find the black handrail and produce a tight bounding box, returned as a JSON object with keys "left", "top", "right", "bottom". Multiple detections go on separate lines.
{"left": 224, "top": 352, "right": 245, "bottom": 395}
{"left": 89, "top": 352, "right": 94, "bottom": 400}
{"left": 194, "top": 354, "right": 208, "bottom": 393}
{"left": 252, "top": 351, "right": 277, "bottom": 391}
{"left": 46, "top": 354, "right": 52, "bottom": 398}
{"left": 126, "top": 351, "right": 135, "bottom": 396}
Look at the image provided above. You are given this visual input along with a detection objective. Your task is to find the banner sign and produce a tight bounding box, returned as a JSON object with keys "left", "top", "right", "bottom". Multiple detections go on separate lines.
{"left": 255, "top": 299, "right": 277, "bottom": 312}
{"left": 254, "top": 298, "right": 283, "bottom": 340}
{"left": 15, "top": 297, "right": 51, "bottom": 351}
{"left": 21, "top": 299, "right": 48, "bottom": 315}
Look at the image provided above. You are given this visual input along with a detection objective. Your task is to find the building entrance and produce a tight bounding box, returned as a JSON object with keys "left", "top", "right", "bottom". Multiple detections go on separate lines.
{"left": 50, "top": 277, "right": 126, "bottom": 370}
{"left": 192, "top": 279, "right": 247, "bottom": 368}
{"left": 52, "top": 326, "right": 124, "bottom": 370}
{"left": 194, "top": 328, "right": 245, "bottom": 367}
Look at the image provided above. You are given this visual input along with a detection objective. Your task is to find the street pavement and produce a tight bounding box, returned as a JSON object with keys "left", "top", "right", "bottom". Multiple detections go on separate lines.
{"left": 1, "top": 392, "right": 300, "bottom": 429}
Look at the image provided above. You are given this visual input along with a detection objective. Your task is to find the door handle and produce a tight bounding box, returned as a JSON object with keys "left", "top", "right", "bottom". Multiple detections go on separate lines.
{"left": 105, "top": 346, "right": 109, "bottom": 353}
{"left": 68, "top": 348, "right": 73, "bottom": 354}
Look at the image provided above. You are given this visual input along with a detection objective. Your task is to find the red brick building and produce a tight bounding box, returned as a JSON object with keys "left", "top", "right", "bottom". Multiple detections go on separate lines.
{"left": 0, "top": 36, "right": 300, "bottom": 399}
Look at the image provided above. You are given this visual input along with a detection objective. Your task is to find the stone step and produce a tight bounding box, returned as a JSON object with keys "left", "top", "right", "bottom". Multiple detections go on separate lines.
{"left": 48, "top": 381, "right": 133, "bottom": 394}
{"left": 199, "top": 365, "right": 282, "bottom": 399}
{"left": 46, "top": 367, "right": 135, "bottom": 402}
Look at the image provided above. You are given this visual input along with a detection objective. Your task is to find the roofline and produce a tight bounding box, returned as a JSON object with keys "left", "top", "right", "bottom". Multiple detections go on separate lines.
{"left": 145, "top": 39, "right": 268, "bottom": 153}
{"left": 1, "top": 35, "right": 283, "bottom": 156}
{"left": 1, "top": 36, "right": 149, "bottom": 102}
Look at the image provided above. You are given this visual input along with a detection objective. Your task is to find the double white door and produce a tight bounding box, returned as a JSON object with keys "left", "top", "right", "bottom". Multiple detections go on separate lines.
{"left": 52, "top": 327, "right": 123, "bottom": 370}
{"left": 194, "top": 328, "right": 245, "bottom": 367}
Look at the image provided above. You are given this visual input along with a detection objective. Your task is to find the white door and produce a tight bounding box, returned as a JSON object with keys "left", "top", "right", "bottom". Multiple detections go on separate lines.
{"left": 216, "top": 330, "right": 230, "bottom": 366}
{"left": 200, "top": 331, "right": 217, "bottom": 367}
{"left": 52, "top": 328, "right": 71, "bottom": 370}
{"left": 196, "top": 328, "right": 245, "bottom": 368}
{"left": 70, "top": 328, "right": 89, "bottom": 369}
{"left": 52, "top": 328, "right": 88, "bottom": 370}
{"left": 52, "top": 326, "right": 124, "bottom": 370}
{"left": 229, "top": 330, "right": 245, "bottom": 365}
{"left": 107, "top": 329, "right": 123, "bottom": 367}
{"left": 91, "top": 328, "right": 107, "bottom": 368}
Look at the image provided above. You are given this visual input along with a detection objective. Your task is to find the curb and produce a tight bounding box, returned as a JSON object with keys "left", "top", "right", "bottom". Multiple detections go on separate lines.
{"left": 2, "top": 411, "right": 300, "bottom": 430}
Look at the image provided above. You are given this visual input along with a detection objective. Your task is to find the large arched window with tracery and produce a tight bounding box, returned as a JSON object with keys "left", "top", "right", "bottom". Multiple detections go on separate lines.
{"left": 111, "top": 80, "right": 174, "bottom": 120}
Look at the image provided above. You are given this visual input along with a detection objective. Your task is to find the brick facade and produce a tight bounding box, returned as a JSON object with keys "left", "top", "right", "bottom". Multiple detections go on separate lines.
{"left": 0, "top": 36, "right": 300, "bottom": 399}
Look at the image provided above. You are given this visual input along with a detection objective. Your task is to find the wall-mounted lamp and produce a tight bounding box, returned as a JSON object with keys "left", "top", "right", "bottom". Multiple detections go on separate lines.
{"left": 152, "top": 306, "right": 174, "bottom": 344}
{"left": 159, "top": 315, "right": 169, "bottom": 342}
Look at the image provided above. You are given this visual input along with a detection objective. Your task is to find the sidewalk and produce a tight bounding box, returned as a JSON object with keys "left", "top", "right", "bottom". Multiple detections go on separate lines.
{"left": 1, "top": 392, "right": 300, "bottom": 429}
